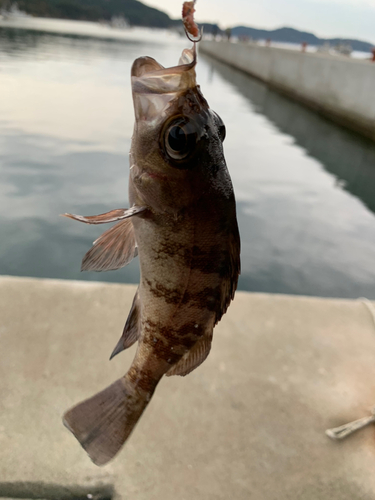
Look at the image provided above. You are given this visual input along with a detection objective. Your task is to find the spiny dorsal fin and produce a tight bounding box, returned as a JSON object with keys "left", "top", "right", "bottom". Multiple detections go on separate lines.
{"left": 62, "top": 205, "right": 147, "bottom": 224}
{"left": 110, "top": 289, "right": 141, "bottom": 360}
{"left": 166, "top": 332, "right": 213, "bottom": 377}
{"left": 81, "top": 219, "right": 137, "bottom": 272}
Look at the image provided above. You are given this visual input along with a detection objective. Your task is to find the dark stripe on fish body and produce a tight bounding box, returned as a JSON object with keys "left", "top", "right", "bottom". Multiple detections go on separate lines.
{"left": 144, "top": 278, "right": 183, "bottom": 305}
{"left": 180, "top": 285, "right": 221, "bottom": 308}
{"left": 172, "top": 323, "right": 204, "bottom": 341}
{"left": 145, "top": 263, "right": 234, "bottom": 326}
{"left": 153, "top": 240, "right": 187, "bottom": 260}
{"left": 145, "top": 268, "right": 225, "bottom": 312}
{"left": 144, "top": 318, "right": 205, "bottom": 343}
{"left": 186, "top": 245, "right": 232, "bottom": 277}
{"left": 141, "top": 333, "right": 184, "bottom": 364}
{"left": 142, "top": 317, "right": 205, "bottom": 362}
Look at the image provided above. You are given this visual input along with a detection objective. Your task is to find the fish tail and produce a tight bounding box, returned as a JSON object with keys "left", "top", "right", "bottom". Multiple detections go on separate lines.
{"left": 63, "top": 375, "right": 156, "bottom": 466}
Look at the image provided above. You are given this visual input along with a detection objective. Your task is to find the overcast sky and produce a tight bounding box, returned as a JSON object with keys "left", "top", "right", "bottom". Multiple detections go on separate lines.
{"left": 145, "top": 0, "right": 375, "bottom": 43}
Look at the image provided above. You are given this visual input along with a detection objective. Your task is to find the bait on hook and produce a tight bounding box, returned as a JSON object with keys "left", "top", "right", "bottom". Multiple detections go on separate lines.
{"left": 182, "top": 1, "right": 202, "bottom": 42}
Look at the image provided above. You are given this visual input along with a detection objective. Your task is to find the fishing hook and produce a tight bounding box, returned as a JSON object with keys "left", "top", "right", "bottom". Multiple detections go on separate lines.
{"left": 185, "top": 26, "right": 203, "bottom": 43}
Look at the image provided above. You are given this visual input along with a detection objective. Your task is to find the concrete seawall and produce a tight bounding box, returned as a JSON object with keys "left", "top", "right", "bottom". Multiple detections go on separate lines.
{"left": 2, "top": 276, "right": 375, "bottom": 498}
{"left": 200, "top": 41, "right": 375, "bottom": 141}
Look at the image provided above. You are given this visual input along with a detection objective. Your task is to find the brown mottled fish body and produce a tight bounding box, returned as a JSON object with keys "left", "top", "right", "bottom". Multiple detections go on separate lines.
{"left": 63, "top": 44, "right": 240, "bottom": 466}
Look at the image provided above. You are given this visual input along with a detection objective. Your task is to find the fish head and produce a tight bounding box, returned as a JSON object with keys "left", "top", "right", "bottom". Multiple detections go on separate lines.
{"left": 130, "top": 45, "right": 227, "bottom": 213}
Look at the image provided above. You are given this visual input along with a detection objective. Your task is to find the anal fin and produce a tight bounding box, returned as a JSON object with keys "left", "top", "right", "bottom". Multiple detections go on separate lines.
{"left": 110, "top": 289, "right": 141, "bottom": 360}
{"left": 166, "top": 332, "right": 213, "bottom": 377}
{"left": 82, "top": 218, "right": 137, "bottom": 272}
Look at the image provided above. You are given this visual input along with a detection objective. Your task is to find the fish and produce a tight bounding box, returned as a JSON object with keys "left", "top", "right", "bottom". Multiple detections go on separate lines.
{"left": 62, "top": 41, "right": 240, "bottom": 466}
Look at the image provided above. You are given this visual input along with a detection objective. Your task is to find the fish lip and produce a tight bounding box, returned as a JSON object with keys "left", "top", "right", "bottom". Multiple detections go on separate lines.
{"left": 131, "top": 45, "right": 197, "bottom": 120}
{"left": 131, "top": 45, "right": 197, "bottom": 80}
{"left": 131, "top": 56, "right": 165, "bottom": 78}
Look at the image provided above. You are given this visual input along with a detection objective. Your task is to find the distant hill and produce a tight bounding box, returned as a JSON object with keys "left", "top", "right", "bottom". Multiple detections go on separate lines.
{"left": 231, "top": 26, "right": 374, "bottom": 53}
{"left": 0, "top": 0, "right": 173, "bottom": 27}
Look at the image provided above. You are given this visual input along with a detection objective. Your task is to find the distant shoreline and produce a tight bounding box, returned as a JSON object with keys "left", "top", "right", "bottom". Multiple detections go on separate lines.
{"left": 0, "top": 17, "right": 188, "bottom": 50}
{"left": 0, "top": 16, "right": 371, "bottom": 60}
{"left": 1, "top": 0, "right": 373, "bottom": 52}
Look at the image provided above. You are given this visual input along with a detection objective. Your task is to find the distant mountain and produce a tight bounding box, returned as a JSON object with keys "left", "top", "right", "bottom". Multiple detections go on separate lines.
{"left": 0, "top": 0, "right": 173, "bottom": 28}
{"left": 233, "top": 26, "right": 319, "bottom": 44}
{"left": 325, "top": 38, "right": 373, "bottom": 53}
{"left": 231, "top": 26, "right": 374, "bottom": 53}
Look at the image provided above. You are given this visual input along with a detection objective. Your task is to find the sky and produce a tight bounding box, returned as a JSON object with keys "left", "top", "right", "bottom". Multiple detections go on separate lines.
{"left": 144, "top": 0, "right": 375, "bottom": 43}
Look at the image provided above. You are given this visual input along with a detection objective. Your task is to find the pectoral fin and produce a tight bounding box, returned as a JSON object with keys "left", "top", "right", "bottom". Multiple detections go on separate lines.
{"left": 81, "top": 219, "right": 137, "bottom": 272}
{"left": 62, "top": 206, "right": 147, "bottom": 224}
{"left": 166, "top": 332, "right": 213, "bottom": 377}
{"left": 110, "top": 289, "right": 141, "bottom": 360}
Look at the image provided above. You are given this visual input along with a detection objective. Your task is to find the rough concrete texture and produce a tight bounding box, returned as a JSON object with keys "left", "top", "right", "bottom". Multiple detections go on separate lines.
{"left": 200, "top": 41, "right": 375, "bottom": 142}
{"left": 1, "top": 276, "right": 375, "bottom": 499}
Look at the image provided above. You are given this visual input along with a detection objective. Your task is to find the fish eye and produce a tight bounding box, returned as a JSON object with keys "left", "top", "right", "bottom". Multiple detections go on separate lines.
{"left": 168, "top": 125, "right": 187, "bottom": 153}
{"left": 163, "top": 118, "right": 196, "bottom": 161}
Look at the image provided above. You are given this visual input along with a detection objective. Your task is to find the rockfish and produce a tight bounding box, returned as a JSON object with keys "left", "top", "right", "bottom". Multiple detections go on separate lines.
{"left": 63, "top": 42, "right": 240, "bottom": 466}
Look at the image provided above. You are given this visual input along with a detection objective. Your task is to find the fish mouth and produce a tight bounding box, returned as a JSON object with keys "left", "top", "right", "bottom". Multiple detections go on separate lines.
{"left": 131, "top": 57, "right": 165, "bottom": 78}
{"left": 131, "top": 45, "right": 196, "bottom": 80}
{"left": 131, "top": 45, "right": 197, "bottom": 113}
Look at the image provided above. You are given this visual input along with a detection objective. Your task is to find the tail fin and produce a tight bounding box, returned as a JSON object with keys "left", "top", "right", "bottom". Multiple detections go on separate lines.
{"left": 63, "top": 377, "right": 152, "bottom": 466}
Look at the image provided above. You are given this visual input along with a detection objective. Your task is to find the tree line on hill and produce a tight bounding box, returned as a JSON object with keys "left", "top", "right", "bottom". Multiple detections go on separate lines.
{"left": 0, "top": 0, "right": 174, "bottom": 27}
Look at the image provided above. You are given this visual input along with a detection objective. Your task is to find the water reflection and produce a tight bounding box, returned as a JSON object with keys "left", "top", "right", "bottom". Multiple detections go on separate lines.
{"left": 202, "top": 54, "right": 375, "bottom": 216}
{"left": 200, "top": 53, "right": 375, "bottom": 298}
{"left": 0, "top": 26, "right": 141, "bottom": 61}
{"left": 0, "top": 26, "right": 185, "bottom": 287}
{"left": 0, "top": 24, "right": 374, "bottom": 298}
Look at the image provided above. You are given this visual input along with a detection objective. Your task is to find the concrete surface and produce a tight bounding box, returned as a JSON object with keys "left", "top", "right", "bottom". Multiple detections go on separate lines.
{"left": 200, "top": 41, "right": 375, "bottom": 142}
{"left": 1, "top": 276, "right": 375, "bottom": 499}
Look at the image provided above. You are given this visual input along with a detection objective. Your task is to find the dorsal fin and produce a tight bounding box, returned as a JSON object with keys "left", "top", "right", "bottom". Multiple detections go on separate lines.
{"left": 110, "top": 289, "right": 141, "bottom": 360}
{"left": 166, "top": 332, "right": 213, "bottom": 377}
{"left": 81, "top": 218, "right": 137, "bottom": 272}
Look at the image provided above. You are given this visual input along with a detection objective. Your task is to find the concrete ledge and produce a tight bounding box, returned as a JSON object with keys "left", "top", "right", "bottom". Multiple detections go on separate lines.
{"left": 1, "top": 276, "right": 375, "bottom": 499}
{"left": 200, "top": 41, "right": 375, "bottom": 142}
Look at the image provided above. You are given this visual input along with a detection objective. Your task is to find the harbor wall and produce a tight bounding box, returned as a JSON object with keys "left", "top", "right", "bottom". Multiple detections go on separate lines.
{"left": 200, "top": 41, "right": 375, "bottom": 141}
{"left": 2, "top": 275, "right": 375, "bottom": 498}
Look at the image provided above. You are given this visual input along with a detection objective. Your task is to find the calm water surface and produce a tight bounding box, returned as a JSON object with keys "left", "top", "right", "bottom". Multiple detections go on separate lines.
{"left": 1, "top": 19, "right": 375, "bottom": 298}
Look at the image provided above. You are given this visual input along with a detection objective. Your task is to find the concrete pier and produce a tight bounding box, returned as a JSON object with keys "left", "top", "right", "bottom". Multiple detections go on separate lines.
{"left": 200, "top": 41, "right": 375, "bottom": 141}
{"left": 1, "top": 276, "right": 375, "bottom": 499}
